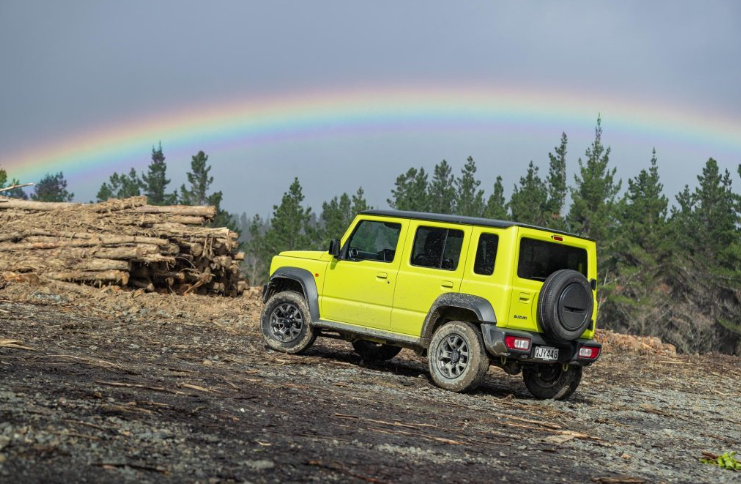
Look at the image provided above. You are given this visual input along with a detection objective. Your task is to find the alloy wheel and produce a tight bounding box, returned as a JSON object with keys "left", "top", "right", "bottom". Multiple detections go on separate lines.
{"left": 269, "top": 303, "right": 304, "bottom": 343}
{"left": 436, "top": 333, "right": 469, "bottom": 379}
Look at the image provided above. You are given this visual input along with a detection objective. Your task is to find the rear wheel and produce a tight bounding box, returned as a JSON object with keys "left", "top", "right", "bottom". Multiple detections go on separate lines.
{"left": 522, "top": 364, "right": 582, "bottom": 400}
{"left": 261, "top": 291, "right": 316, "bottom": 354}
{"left": 428, "top": 321, "right": 489, "bottom": 393}
{"left": 352, "top": 340, "right": 402, "bottom": 361}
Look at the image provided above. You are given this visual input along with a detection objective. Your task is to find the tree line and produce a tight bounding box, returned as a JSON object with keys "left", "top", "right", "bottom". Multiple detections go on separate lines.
{"left": 2, "top": 117, "right": 739, "bottom": 355}
{"left": 238, "top": 117, "right": 741, "bottom": 356}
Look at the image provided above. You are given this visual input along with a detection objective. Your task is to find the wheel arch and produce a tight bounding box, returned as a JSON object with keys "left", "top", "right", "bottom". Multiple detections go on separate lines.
{"left": 419, "top": 293, "right": 497, "bottom": 347}
{"left": 263, "top": 267, "right": 320, "bottom": 322}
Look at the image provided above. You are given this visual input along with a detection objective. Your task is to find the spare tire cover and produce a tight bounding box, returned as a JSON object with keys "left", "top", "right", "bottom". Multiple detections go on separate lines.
{"left": 537, "top": 269, "right": 594, "bottom": 344}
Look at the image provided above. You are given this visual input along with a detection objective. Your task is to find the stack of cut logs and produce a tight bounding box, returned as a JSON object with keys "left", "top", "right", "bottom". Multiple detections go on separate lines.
{"left": 0, "top": 196, "right": 245, "bottom": 296}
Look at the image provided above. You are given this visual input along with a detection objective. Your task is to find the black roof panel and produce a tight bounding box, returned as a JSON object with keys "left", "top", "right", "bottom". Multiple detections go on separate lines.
{"left": 359, "top": 210, "right": 594, "bottom": 241}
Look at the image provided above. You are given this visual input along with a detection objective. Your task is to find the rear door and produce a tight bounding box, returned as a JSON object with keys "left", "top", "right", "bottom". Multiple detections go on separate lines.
{"left": 459, "top": 227, "right": 512, "bottom": 327}
{"left": 508, "top": 228, "right": 593, "bottom": 333}
{"left": 391, "top": 221, "right": 471, "bottom": 336}
{"left": 321, "top": 217, "right": 408, "bottom": 330}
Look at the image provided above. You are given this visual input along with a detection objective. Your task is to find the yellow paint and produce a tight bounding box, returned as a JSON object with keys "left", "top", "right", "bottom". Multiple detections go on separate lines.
{"left": 391, "top": 220, "right": 472, "bottom": 335}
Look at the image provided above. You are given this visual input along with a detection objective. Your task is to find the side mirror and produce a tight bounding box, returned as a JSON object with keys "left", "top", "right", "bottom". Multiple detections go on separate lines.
{"left": 328, "top": 239, "right": 341, "bottom": 258}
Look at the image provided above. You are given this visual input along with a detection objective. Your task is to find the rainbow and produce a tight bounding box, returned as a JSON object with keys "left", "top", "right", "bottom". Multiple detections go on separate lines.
{"left": 2, "top": 84, "right": 740, "bottom": 183}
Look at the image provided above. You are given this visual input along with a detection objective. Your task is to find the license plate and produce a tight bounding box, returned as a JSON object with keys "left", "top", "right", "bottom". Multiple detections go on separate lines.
{"left": 534, "top": 346, "right": 559, "bottom": 361}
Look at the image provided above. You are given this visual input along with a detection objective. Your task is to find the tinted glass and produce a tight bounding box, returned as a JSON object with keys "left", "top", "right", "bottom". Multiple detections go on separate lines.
{"left": 518, "top": 238, "right": 588, "bottom": 281}
{"left": 345, "top": 220, "right": 401, "bottom": 263}
{"left": 474, "top": 233, "right": 499, "bottom": 276}
{"left": 411, "top": 226, "right": 464, "bottom": 271}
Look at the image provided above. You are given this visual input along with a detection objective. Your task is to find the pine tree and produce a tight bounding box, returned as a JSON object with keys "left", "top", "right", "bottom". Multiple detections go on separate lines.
{"left": 545, "top": 133, "right": 568, "bottom": 228}
{"left": 672, "top": 159, "right": 740, "bottom": 260}
{"left": 96, "top": 182, "right": 114, "bottom": 202}
{"left": 602, "top": 150, "right": 670, "bottom": 337}
{"left": 207, "top": 189, "right": 238, "bottom": 231}
{"left": 428, "top": 160, "right": 456, "bottom": 214}
{"left": 177, "top": 150, "right": 236, "bottom": 231}
{"left": 351, "top": 187, "right": 370, "bottom": 214}
{"left": 483, "top": 176, "right": 508, "bottom": 220}
{"left": 509, "top": 161, "right": 548, "bottom": 226}
{"left": 142, "top": 143, "right": 176, "bottom": 205}
{"left": 32, "top": 172, "right": 74, "bottom": 202}
{"left": 387, "top": 167, "right": 429, "bottom": 211}
{"left": 666, "top": 159, "right": 741, "bottom": 354}
{"left": 245, "top": 214, "right": 270, "bottom": 285}
{"left": 179, "top": 151, "right": 213, "bottom": 206}
{"left": 264, "top": 178, "right": 315, "bottom": 257}
{"left": 567, "top": 116, "right": 621, "bottom": 241}
{"left": 96, "top": 168, "right": 143, "bottom": 202}
{"left": 455, "top": 156, "right": 485, "bottom": 217}
{"left": 693, "top": 159, "right": 738, "bottom": 261}
{"left": 320, "top": 193, "right": 353, "bottom": 244}
{"left": 621, "top": 149, "right": 669, "bottom": 254}
{"left": 0, "top": 167, "right": 29, "bottom": 199}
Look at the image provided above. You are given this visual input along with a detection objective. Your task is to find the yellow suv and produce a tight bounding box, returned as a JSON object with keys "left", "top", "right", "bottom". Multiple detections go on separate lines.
{"left": 261, "top": 210, "right": 601, "bottom": 399}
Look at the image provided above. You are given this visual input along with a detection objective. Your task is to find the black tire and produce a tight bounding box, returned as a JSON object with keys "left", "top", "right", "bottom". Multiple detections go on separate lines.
{"left": 352, "top": 340, "right": 402, "bottom": 361}
{"left": 522, "top": 364, "right": 582, "bottom": 400}
{"left": 261, "top": 291, "right": 316, "bottom": 354}
{"left": 428, "top": 321, "right": 489, "bottom": 393}
{"left": 537, "top": 269, "right": 594, "bottom": 344}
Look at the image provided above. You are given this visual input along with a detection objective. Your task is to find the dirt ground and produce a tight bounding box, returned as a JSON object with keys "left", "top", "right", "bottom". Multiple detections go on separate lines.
{"left": 1, "top": 280, "right": 740, "bottom": 483}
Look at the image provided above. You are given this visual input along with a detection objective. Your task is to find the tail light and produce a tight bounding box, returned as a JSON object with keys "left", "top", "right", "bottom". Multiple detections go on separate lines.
{"left": 578, "top": 346, "right": 600, "bottom": 359}
{"left": 505, "top": 335, "right": 531, "bottom": 351}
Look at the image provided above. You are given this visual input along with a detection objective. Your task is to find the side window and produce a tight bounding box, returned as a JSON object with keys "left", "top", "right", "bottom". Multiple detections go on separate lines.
{"left": 474, "top": 233, "right": 499, "bottom": 276}
{"left": 345, "top": 220, "right": 401, "bottom": 263}
{"left": 411, "top": 226, "right": 465, "bottom": 271}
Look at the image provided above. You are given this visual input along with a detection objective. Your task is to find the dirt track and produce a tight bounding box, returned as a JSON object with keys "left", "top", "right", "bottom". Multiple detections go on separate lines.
{"left": 1, "top": 283, "right": 740, "bottom": 483}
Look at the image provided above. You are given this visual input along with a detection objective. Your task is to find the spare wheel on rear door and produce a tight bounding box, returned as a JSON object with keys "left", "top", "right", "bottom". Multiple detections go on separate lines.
{"left": 537, "top": 269, "right": 593, "bottom": 344}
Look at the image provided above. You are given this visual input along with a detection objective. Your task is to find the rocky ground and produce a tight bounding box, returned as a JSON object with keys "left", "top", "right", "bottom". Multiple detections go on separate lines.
{"left": 1, "top": 279, "right": 740, "bottom": 483}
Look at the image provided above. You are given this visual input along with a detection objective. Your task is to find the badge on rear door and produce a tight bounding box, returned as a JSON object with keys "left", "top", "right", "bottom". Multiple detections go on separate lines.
{"left": 533, "top": 346, "right": 559, "bottom": 361}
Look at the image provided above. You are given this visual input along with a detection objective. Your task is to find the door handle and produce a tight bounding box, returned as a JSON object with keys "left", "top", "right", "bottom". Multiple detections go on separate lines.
{"left": 441, "top": 281, "right": 454, "bottom": 289}
{"left": 376, "top": 272, "right": 388, "bottom": 279}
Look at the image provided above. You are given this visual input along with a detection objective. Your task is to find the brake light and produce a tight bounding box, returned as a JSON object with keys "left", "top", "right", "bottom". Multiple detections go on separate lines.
{"left": 552, "top": 235, "right": 564, "bottom": 242}
{"left": 505, "top": 335, "right": 531, "bottom": 351}
{"left": 578, "top": 346, "right": 600, "bottom": 359}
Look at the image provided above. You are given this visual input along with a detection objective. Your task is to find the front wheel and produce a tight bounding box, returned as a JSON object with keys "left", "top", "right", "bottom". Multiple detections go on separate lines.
{"left": 261, "top": 291, "right": 316, "bottom": 354}
{"left": 428, "top": 321, "right": 489, "bottom": 393}
{"left": 522, "top": 364, "right": 582, "bottom": 400}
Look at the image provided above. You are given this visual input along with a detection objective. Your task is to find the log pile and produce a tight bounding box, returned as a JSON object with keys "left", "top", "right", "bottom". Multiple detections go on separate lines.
{"left": 0, "top": 196, "right": 245, "bottom": 296}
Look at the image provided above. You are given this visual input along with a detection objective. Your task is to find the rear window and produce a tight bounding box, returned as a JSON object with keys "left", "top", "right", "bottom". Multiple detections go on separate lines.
{"left": 517, "top": 238, "right": 587, "bottom": 281}
{"left": 474, "top": 233, "right": 499, "bottom": 276}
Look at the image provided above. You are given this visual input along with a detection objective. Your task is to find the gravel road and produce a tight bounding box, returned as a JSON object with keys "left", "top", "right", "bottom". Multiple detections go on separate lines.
{"left": 1, "top": 286, "right": 740, "bottom": 483}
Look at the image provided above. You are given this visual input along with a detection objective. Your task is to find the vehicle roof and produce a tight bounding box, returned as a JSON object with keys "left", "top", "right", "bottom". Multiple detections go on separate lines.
{"left": 360, "top": 209, "right": 595, "bottom": 242}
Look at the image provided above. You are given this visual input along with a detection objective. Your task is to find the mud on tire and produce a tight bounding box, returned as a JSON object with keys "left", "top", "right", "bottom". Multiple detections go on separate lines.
{"left": 261, "top": 291, "right": 316, "bottom": 354}
{"left": 428, "top": 321, "right": 489, "bottom": 393}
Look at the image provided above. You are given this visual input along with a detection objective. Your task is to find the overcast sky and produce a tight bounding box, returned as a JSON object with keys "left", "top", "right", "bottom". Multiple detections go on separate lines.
{"left": 1, "top": 1, "right": 740, "bottom": 216}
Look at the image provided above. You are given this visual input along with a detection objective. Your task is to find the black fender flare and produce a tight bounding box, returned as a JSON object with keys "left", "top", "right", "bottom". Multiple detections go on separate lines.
{"left": 264, "top": 267, "right": 320, "bottom": 322}
{"left": 419, "top": 293, "right": 496, "bottom": 346}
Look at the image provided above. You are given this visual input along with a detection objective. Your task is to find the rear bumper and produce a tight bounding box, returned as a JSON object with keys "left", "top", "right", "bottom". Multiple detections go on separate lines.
{"left": 481, "top": 324, "right": 601, "bottom": 366}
